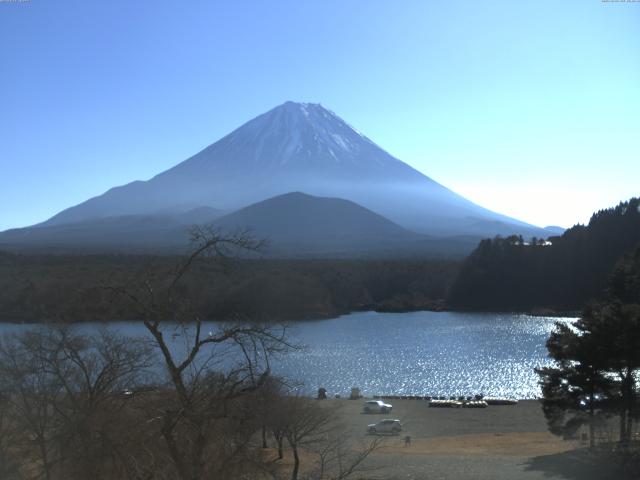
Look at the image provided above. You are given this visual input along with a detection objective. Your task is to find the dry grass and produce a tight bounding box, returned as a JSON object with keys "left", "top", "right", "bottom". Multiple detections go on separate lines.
{"left": 376, "top": 431, "right": 578, "bottom": 457}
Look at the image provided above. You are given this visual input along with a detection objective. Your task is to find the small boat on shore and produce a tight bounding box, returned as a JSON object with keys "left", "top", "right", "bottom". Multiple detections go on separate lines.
{"left": 483, "top": 397, "right": 518, "bottom": 405}
{"left": 462, "top": 400, "right": 488, "bottom": 408}
{"left": 372, "top": 395, "right": 519, "bottom": 406}
{"left": 429, "top": 399, "right": 463, "bottom": 408}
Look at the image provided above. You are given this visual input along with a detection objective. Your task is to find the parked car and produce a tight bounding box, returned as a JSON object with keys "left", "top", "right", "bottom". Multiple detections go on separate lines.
{"left": 363, "top": 400, "right": 392, "bottom": 413}
{"left": 367, "top": 419, "right": 402, "bottom": 435}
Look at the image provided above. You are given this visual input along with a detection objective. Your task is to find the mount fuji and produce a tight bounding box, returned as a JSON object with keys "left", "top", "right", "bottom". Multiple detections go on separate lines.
{"left": 1, "top": 101, "right": 549, "bottom": 255}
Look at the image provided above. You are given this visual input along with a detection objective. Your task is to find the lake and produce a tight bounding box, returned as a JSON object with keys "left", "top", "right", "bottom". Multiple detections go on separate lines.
{"left": 0, "top": 311, "right": 573, "bottom": 399}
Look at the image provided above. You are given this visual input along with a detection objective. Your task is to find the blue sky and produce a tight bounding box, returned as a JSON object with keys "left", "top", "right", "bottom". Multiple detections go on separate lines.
{"left": 1, "top": 0, "right": 638, "bottom": 231}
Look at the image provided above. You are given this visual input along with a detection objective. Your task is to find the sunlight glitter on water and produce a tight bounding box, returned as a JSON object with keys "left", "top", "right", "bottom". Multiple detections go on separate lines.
{"left": 0, "top": 311, "right": 574, "bottom": 399}
{"left": 274, "top": 311, "right": 575, "bottom": 399}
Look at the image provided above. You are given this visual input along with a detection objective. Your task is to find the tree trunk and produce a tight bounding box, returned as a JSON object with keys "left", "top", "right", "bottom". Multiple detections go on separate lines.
{"left": 291, "top": 444, "right": 300, "bottom": 480}
{"left": 161, "top": 416, "right": 191, "bottom": 480}
{"left": 589, "top": 394, "right": 595, "bottom": 448}
{"left": 38, "top": 437, "right": 52, "bottom": 480}
{"left": 262, "top": 425, "right": 267, "bottom": 449}
{"left": 621, "top": 370, "right": 633, "bottom": 443}
{"left": 273, "top": 432, "right": 283, "bottom": 459}
{"left": 192, "top": 428, "right": 207, "bottom": 480}
{"left": 624, "top": 368, "right": 634, "bottom": 443}
{"left": 619, "top": 409, "right": 627, "bottom": 443}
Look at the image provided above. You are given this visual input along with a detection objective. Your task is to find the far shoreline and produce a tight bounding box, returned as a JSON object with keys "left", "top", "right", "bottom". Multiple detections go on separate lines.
{"left": 0, "top": 307, "right": 580, "bottom": 325}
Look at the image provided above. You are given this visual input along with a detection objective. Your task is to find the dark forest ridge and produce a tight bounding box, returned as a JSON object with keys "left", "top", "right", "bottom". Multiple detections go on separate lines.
{"left": 449, "top": 197, "right": 640, "bottom": 312}
{"left": 0, "top": 253, "right": 457, "bottom": 322}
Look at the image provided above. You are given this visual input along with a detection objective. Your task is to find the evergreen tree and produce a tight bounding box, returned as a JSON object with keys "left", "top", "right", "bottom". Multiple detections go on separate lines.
{"left": 536, "top": 320, "right": 614, "bottom": 445}
{"left": 537, "top": 244, "right": 640, "bottom": 444}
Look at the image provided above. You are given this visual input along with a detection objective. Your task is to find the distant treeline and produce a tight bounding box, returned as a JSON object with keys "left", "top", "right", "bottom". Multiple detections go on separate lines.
{"left": 0, "top": 253, "right": 458, "bottom": 322}
{"left": 448, "top": 197, "right": 640, "bottom": 312}
{"left": 5, "top": 198, "right": 637, "bottom": 321}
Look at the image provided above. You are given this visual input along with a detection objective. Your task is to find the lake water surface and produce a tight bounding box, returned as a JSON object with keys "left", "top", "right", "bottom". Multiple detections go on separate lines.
{"left": 280, "top": 311, "right": 573, "bottom": 399}
{"left": 0, "top": 311, "right": 574, "bottom": 399}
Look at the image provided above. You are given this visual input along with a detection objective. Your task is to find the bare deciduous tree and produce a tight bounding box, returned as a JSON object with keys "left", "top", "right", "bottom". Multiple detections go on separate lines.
{"left": 0, "top": 326, "right": 154, "bottom": 480}
{"left": 263, "top": 394, "right": 383, "bottom": 480}
{"left": 105, "top": 226, "right": 295, "bottom": 480}
{"left": 307, "top": 430, "right": 383, "bottom": 480}
{"left": 1, "top": 227, "right": 343, "bottom": 480}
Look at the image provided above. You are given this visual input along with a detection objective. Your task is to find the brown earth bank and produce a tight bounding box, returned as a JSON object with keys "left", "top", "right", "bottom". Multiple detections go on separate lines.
{"left": 0, "top": 252, "right": 458, "bottom": 322}
{"left": 315, "top": 398, "right": 636, "bottom": 480}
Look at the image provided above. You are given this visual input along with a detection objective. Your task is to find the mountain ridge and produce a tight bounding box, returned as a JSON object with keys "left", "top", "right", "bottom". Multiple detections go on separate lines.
{"left": 0, "top": 192, "right": 480, "bottom": 258}
{"left": 36, "top": 101, "right": 547, "bottom": 239}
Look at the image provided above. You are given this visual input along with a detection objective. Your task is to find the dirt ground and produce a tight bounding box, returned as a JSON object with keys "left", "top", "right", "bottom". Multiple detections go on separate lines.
{"left": 319, "top": 398, "right": 631, "bottom": 480}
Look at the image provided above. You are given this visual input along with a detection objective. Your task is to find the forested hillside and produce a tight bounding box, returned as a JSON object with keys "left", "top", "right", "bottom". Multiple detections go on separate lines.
{"left": 0, "top": 253, "right": 457, "bottom": 322}
{"left": 448, "top": 198, "right": 640, "bottom": 311}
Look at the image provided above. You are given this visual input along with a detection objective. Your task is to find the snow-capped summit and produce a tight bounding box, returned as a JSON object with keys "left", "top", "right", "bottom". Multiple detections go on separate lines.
{"left": 38, "top": 101, "right": 544, "bottom": 238}
{"left": 228, "top": 101, "right": 372, "bottom": 165}
{"left": 164, "top": 101, "right": 419, "bottom": 181}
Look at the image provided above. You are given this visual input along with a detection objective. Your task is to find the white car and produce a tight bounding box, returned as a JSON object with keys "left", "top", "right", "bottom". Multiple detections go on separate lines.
{"left": 363, "top": 400, "right": 393, "bottom": 414}
{"left": 367, "top": 419, "right": 402, "bottom": 435}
